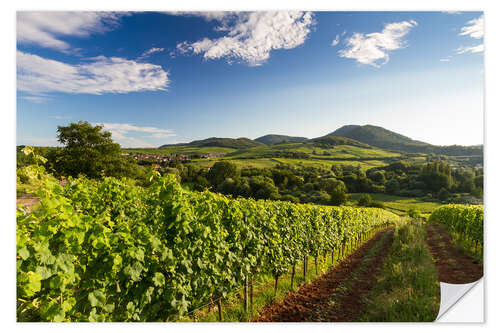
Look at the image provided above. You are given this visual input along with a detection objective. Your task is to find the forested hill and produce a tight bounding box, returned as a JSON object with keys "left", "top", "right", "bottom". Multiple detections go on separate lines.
{"left": 309, "top": 135, "right": 371, "bottom": 148}
{"left": 327, "top": 125, "right": 483, "bottom": 156}
{"left": 255, "top": 134, "right": 308, "bottom": 145}
{"left": 158, "top": 125, "right": 482, "bottom": 156}
{"left": 160, "top": 137, "right": 264, "bottom": 149}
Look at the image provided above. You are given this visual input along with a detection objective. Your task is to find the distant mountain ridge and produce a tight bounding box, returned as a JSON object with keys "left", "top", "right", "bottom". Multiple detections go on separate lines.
{"left": 159, "top": 125, "right": 482, "bottom": 156}
{"left": 326, "top": 125, "right": 482, "bottom": 155}
{"left": 255, "top": 134, "right": 308, "bottom": 145}
{"left": 328, "top": 125, "right": 428, "bottom": 149}
{"left": 160, "top": 137, "right": 263, "bottom": 149}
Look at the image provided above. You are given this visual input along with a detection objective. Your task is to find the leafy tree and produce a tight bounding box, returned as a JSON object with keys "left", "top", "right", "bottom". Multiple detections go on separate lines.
{"left": 438, "top": 187, "right": 451, "bottom": 202}
{"left": 47, "top": 121, "right": 139, "bottom": 179}
{"left": 385, "top": 178, "right": 400, "bottom": 194}
{"left": 207, "top": 161, "right": 239, "bottom": 187}
{"left": 280, "top": 194, "right": 300, "bottom": 203}
{"left": 368, "top": 170, "right": 386, "bottom": 184}
{"left": 248, "top": 176, "right": 279, "bottom": 200}
{"left": 408, "top": 208, "right": 421, "bottom": 219}
{"left": 357, "top": 194, "right": 372, "bottom": 207}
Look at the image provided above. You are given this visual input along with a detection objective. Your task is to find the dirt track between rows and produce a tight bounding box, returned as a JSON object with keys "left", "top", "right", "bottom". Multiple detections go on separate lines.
{"left": 254, "top": 227, "right": 394, "bottom": 322}
{"left": 425, "top": 224, "right": 483, "bottom": 284}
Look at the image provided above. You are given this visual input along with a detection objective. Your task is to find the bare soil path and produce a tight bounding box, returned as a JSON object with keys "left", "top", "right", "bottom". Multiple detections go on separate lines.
{"left": 16, "top": 193, "right": 40, "bottom": 209}
{"left": 253, "top": 227, "right": 394, "bottom": 322}
{"left": 425, "top": 223, "right": 483, "bottom": 284}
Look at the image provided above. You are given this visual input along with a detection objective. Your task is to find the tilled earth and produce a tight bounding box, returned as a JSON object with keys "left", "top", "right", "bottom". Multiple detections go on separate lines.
{"left": 254, "top": 228, "right": 394, "bottom": 322}
{"left": 425, "top": 224, "right": 483, "bottom": 284}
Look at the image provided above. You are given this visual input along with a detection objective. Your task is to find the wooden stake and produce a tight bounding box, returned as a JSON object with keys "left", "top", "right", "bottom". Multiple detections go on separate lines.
{"left": 291, "top": 264, "right": 295, "bottom": 290}
{"left": 250, "top": 275, "right": 254, "bottom": 315}
{"left": 303, "top": 255, "right": 307, "bottom": 280}
{"left": 274, "top": 276, "right": 279, "bottom": 297}
{"left": 217, "top": 298, "right": 223, "bottom": 322}
{"left": 243, "top": 276, "right": 248, "bottom": 313}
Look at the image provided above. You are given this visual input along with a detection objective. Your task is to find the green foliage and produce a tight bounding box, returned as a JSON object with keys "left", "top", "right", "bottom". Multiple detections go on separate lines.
{"left": 17, "top": 168, "right": 399, "bottom": 322}
{"left": 428, "top": 204, "right": 483, "bottom": 250}
{"left": 407, "top": 208, "right": 421, "bottom": 219}
{"left": 385, "top": 179, "right": 400, "bottom": 195}
{"left": 207, "top": 161, "right": 239, "bottom": 187}
{"left": 47, "top": 121, "right": 139, "bottom": 179}
{"left": 360, "top": 220, "right": 440, "bottom": 321}
{"left": 358, "top": 194, "right": 372, "bottom": 207}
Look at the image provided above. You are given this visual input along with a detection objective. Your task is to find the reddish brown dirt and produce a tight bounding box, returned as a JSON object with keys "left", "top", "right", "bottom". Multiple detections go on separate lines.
{"left": 16, "top": 193, "right": 39, "bottom": 210}
{"left": 253, "top": 228, "right": 394, "bottom": 322}
{"left": 425, "top": 224, "right": 483, "bottom": 284}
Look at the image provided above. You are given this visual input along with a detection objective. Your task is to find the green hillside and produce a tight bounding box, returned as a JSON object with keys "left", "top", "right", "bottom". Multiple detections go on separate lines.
{"left": 255, "top": 134, "right": 308, "bottom": 145}
{"left": 160, "top": 137, "right": 263, "bottom": 149}
{"left": 226, "top": 140, "right": 400, "bottom": 160}
{"left": 328, "top": 125, "right": 483, "bottom": 156}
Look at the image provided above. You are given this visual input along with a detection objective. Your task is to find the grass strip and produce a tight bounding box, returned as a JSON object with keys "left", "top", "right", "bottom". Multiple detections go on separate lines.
{"left": 359, "top": 219, "right": 440, "bottom": 322}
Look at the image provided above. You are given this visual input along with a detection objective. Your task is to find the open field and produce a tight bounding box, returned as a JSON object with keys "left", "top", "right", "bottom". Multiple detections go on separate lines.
{"left": 348, "top": 193, "right": 442, "bottom": 216}
{"left": 189, "top": 158, "right": 280, "bottom": 169}
{"left": 226, "top": 143, "right": 401, "bottom": 159}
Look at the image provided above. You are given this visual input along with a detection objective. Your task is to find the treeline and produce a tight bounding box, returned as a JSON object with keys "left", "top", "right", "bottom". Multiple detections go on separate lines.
{"left": 161, "top": 159, "right": 482, "bottom": 207}
{"left": 167, "top": 161, "right": 349, "bottom": 206}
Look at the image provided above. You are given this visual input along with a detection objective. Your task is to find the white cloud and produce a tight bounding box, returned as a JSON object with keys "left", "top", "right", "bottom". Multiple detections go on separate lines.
{"left": 440, "top": 58, "right": 451, "bottom": 62}
{"left": 454, "top": 15, "right": 484, "bottom": 56}
{"left": 331, "top": 34, "right": 340, "bottom": 46}
{"left": 168, "top": 11, "right": 233, "bottom": 22}
{"left": 443, "top": 11, "right": 462, "bottom": 15}
{"left": 17, "top": 51, "right": 170, "bottom": 98}
{"left": 21, "top": 95, "right": 50, "bottom": 103}
{"left": 176, "top": 11, "right": 314, "bottom": 66}
{"left": 138, "top": 47, "right": 165, "bottom": 60}
{"left": 94, "top": 122, "right": 176, "bottom": 148}
{"left": 17, "top": 12, "right": 126, "bottom": 52}
{"left": 338, "top": 20, "right": 418, "bottom": 67}
{"left": 459, "top": 15, "right": 484, "bottom": 39}
{"left": 456, "top": 44, "right": 484, "bottom": 54}
{"left": 149, "top": 133, "right": 177, "bottom": 139}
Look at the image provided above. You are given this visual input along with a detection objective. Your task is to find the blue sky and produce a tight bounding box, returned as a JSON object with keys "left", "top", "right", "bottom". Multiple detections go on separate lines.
{"left": 16, "top": 11, "right": 484, "bottom": 147}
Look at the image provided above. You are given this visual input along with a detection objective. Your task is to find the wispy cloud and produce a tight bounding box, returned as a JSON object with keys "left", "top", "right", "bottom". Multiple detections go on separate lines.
{"left": 17, "top": 51, "right": 170, "bottom": 99}
{"left": 456, "top": 44, "right": 484, "bottom": 54}
{"left": 168, "top": 11, "right": 233, "bottom": 22}
{"left": 442, "top": 11, "right": 462, "bottom": 15}
{"left": 439, "top": 57, "right": 451, "bottom": 62}
{"left": 17, "top": 12, "right": 126, "bottom": 52}
{"left": 456, "top": 15, "right": 484, "bottom": 56}
{"left": 338, "top": 20, "right": 418, "bottom": 67}
{"left": 21, "top": 95, "right": 50, "bottom": 103}
{"left": 94, "top": 122, "right": 176, "bottom": 147}
{"left": 175, "top": 11, "right": 315, "bottom": 66}
{"left": 459, "top": 15, "right": 484, "bottom": 39}
{"left": 137, "top": 47, "right": 165, "bottom": 60}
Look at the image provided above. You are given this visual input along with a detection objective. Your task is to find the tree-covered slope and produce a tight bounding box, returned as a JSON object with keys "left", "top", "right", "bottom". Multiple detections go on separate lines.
{"left": 327, "top": 125, "right": 482, "bottom": 156}
{"left": 255, "top": 134, "right": 309, "bottom": 145}
{"left": 160, "top": 137, "right": 264, "bottom": 149}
